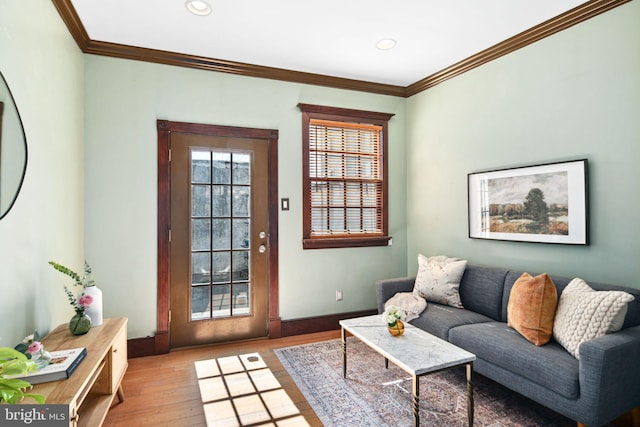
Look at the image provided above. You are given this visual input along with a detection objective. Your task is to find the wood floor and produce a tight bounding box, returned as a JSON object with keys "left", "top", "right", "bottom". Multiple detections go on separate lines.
{"left": 104, "top": 329, "right": 640, "bottom": 427}
{"left": 104, "top": 330, "right": 340, "bottom": 426}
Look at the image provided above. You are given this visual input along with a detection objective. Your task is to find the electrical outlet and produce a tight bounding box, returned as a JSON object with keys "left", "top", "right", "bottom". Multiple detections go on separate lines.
{"left": 336, "top": 290, "right": 343, "bottom": 301}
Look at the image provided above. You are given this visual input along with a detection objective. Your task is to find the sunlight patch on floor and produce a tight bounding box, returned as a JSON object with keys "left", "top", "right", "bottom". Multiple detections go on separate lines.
{"left": 195, "top": 352, "right": 310, "bottom": 427}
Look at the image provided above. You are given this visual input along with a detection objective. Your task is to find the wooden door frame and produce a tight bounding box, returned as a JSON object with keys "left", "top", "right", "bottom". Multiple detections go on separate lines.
{"left": 155, "top": 119, "right": 280, "bottom": 354}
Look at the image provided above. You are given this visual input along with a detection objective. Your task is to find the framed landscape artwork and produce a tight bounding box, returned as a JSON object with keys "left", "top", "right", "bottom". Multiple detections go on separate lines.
{"left": 468, "top": 159, "right": 588, "bottom": 245}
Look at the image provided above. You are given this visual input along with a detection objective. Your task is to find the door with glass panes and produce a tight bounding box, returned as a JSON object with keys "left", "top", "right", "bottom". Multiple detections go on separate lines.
{"left": 169, "top": 132, "right": 270, "bottom": 347}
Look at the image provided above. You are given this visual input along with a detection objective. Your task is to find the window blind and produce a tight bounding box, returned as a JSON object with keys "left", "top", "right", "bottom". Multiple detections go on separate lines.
{"left": 308, "top": 118, "right": 383, "bottom": 237}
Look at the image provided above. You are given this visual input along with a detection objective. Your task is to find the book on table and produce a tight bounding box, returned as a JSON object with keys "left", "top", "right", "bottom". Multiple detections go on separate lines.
{"left": 14, "top": 347, "right": 87, "bottom": 385}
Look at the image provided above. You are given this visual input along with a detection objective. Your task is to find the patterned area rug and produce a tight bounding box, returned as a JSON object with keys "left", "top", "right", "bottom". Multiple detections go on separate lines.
{"left": 274, "top": 338, "right": 575, "bottom": 427}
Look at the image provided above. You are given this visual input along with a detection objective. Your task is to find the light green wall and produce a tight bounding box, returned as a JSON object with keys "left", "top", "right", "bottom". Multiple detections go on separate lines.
{"left": 406, "top": 1, "right": 640, "bottom": 286}
{"left": 83, "top": 57, "right": 408, "bottom": 338}
{"left": 2, "top": 0, "right": 637, "bottom": 345}
{"left": 0, "top": 0, "right": 84, "bottom": 345}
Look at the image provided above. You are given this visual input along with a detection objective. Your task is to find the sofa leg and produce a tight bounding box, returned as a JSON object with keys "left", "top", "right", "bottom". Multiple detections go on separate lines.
{"left": 606, "top": 406, "right": 640, "bottom": 427}
{"left": 628, "top": 406, "right": 640, "bottom": 427}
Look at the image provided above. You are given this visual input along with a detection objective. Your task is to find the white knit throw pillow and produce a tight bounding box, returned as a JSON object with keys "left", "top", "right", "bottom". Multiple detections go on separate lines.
{"left": 553, "top": 278, "right": 634, "bottom": 359}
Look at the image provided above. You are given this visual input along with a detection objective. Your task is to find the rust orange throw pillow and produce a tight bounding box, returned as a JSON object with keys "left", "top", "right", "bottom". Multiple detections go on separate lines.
{"left": 507, "top": 272, "right": 558, "bottom": 346}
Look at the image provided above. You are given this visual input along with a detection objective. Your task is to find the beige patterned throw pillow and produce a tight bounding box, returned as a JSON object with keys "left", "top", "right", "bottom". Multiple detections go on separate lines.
{"left": 412, "top": 254, "right": 467, "bottom": 308}
{"left": 553, "top": 278, "right": 634, "bottom": 359}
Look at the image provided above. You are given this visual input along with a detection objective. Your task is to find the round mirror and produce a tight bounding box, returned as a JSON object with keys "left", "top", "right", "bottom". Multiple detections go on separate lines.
{"left": 0, "top": 71, "right": 27, "bottom": 219}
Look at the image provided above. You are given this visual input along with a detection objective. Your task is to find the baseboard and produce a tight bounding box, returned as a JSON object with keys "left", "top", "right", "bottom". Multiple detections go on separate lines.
{"left": 280, "top": 309, "right": 378, "bottom": 337}
{"left": 127, "top": 309, "right": 377, "bottom": 358}
{"left": 127, "top": 336, "right": 156, "bottom": 358}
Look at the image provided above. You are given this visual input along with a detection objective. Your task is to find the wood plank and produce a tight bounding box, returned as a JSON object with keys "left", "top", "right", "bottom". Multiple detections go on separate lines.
{"left": 108, "top": 328, "right": 640, "bottom": 426}
{"left": 103, "top": 331, "right": 339, "bottom": 426}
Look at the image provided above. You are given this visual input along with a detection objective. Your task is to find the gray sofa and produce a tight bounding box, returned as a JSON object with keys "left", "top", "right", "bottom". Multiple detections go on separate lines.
{"left": 375, "top": 263, "right": 640, "bottom": 427}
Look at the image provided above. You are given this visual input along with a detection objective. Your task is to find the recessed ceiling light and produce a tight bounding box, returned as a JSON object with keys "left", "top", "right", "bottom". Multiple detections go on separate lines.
{"left": 376, "top": 39, "right": 397, "bottom": 50}
{"left": 185, "top": 0, "right": 212, "bottom": 16}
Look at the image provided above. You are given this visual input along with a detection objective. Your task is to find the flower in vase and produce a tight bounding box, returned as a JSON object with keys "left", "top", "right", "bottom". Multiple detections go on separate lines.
{"left": 78, "top": 294, "right": 94, "bottom": 309}
{"left": 26, "top": 341, "right": 43, "bottom": 355}
{"left": 15, "top": 333, "right": 43, "bottom": 359}
{"left": 382, "top": 305, "right": 407, "bottom": 327}
{"left": 65, "top": 286, "right": 94, "bottom": 315}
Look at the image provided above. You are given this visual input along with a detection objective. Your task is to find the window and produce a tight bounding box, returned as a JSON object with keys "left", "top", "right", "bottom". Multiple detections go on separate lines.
{"left": 298, "top": 104, "right": 394, "bottom": 249}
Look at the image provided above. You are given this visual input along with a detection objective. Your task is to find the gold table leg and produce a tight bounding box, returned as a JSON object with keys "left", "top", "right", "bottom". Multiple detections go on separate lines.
{"left": 341, "top": 326, "right": 347, "bottom": 379}
{"left": 412, "top": 375, "right": 420, "bottom": 427}
{"left": 467, "top": 362, "right": 474, "bottom": 426}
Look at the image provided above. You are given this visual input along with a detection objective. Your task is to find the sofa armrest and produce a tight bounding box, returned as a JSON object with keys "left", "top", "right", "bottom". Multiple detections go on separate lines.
{"left": 578, "top": 325, "right": 640, "bottom": 425}
{"left": 375, "top": 276, "right": 415, "bottom": 313}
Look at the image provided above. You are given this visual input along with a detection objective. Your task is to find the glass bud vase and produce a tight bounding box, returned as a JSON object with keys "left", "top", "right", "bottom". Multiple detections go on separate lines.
{"left": 388, "top": 320, "right": 405, "bottom": 336}
{"left": 32, "top": 348, "right": 52, "bottom": 369}
{"left": 69, "top": 312, "right": 92, "bottom": 336}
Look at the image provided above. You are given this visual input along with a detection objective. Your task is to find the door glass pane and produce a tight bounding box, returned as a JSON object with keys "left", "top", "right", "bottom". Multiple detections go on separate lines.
{"left": 232, "top": 153, "right": 251, "bottom": 185}
{"left": 232, "top": 219, "right": 250, "bottom": 249}
{"left": 191, "top": 285, "right": 210, "bottom": 320}
{"left": 191, "top": 149, "right": 252, "bottom": 321}
{"left": 232, "top": 251, "right": 249, "bottom": 281}
{"left": 212, "top": 252, "right": 230, "bottom": 284}
{"left": 212, "top": 219, "right": 230, "bottom": 250}
{"left": 232, "top": 186, "right": 250, "bottom": 217}
{"left": 192, "top": 219, "right": 211, "bottom": 251}
{"left": 213, "top": 152, "right": 231, "bottom": 184}
{"left": 212, "top": 185, "right": 230, "bottom": 217}
{"left": 192, "top": 185, "right": 211, "bottom": 217}
{"left": 192, "top": 151, "right": 211, "bottom": 184}
{"left": 212, "top": 284, "right": 231, "bottom": 317}
{"left": 233, "top": 283, "right": 250, "bottom": 315}
{"left": 192, "top": 252, "right": 210, "bottom": 285}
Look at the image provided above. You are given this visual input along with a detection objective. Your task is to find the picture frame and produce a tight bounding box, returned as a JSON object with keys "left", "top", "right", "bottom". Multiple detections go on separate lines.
{"left": 468, "top": 159, "right": 588, "bottom": 245}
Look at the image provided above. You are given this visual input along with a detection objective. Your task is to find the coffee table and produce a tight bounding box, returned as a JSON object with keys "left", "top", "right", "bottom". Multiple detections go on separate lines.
{"left": 340, "top": 315, "right": 476, "bottom": 426}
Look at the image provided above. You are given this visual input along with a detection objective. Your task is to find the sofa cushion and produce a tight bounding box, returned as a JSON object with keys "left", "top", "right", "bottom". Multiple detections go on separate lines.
{"left": 502, "top": 271, "right": 572, "bottom": 322}
{"left": 553, "top": 276, "right": 640, "bottom": 330}
{"left": 410, "top": 303, "right": 494, "bottom": 340}
{"left": 553, "top": 278, "right": 635, "bottom": 359}
{"left": 503, "top": 271, "right": 640, "bottom": 329}
{"left": 459, "top": 264, "right": 509, "bottom": 321}
{"left": 413, "top": 254, "right": 467, "bottom": 308}
{"left": 507, "top": 272, "right": 557, "bottom": 346}
{"left": 449, "top": 322, "right": 580, "bottom": 399}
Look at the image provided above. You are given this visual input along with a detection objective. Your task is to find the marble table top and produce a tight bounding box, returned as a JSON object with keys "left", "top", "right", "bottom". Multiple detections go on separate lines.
{"left": 340, "top": 315, "right": 476, "bottom": 376}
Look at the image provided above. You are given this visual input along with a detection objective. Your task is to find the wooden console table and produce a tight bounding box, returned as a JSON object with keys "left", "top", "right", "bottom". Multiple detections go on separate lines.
{"left": 25, "top": 317, "right": 128, "bottom": 427}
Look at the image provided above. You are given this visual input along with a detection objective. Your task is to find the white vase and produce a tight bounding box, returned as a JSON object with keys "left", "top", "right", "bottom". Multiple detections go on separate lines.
{"left": 79, "top": 286, "right": 103, "bottom": 327}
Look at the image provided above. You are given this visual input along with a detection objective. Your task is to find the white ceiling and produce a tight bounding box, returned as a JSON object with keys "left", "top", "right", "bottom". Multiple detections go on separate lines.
{"left": 70, "top": 0, "right": 589, "bottom": 87}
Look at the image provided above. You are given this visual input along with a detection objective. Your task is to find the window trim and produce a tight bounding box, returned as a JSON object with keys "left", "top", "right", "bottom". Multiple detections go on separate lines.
{"left": 298, "top": 103, "right": 394, "bottom": 249}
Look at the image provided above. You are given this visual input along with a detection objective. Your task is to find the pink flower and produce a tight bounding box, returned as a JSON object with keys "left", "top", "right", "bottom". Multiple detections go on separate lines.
{"left": 78, "top": 294, "right": 94, "bottom": 308}
{"left": 27, "top": 341, "right": 43, "bottom": 355}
